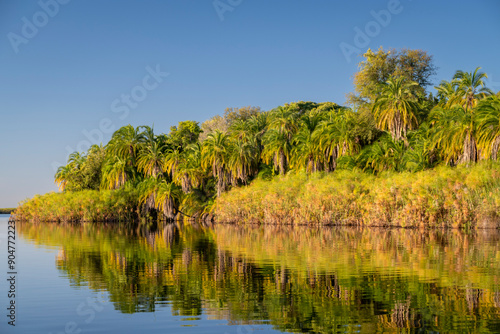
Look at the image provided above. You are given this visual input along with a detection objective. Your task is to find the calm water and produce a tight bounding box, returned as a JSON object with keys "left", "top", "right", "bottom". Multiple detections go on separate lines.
{"left": 2, "top": 214, "right": 500, "bottom": 333}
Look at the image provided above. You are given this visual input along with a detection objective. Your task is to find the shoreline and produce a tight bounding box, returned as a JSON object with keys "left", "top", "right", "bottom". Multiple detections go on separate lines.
{"left": 13, "top": 162, "right": 500, "bottom": 230}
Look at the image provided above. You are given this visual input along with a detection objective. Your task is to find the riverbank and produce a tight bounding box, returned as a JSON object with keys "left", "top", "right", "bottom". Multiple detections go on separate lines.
{"left": 215, "top": 162, "right": 500, "bottom": 229}
{"left": 15, "top": 162, "right": 500, "bottom": 229}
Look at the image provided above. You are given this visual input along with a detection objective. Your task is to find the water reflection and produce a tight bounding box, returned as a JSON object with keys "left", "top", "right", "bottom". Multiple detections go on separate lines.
{"left": 17, "top": 221, "right": 500, "bottom": 333}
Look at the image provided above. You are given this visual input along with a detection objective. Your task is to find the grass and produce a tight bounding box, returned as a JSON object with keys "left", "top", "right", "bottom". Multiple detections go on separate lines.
{"left": 14, "top": 187, "right": 140, "bottom": 223}
{"left": 215, "top": 161, "right": 500, "bottom": 229}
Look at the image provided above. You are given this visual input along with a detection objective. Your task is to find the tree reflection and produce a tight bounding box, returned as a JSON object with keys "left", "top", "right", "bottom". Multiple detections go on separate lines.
{"left": 17, "top": 222, "right": 500, "bottom": 333}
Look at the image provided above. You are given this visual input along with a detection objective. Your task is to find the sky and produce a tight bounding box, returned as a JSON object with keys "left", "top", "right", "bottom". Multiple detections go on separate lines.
{"left": 0, "top": 0, "right": 499, "bottom": 207}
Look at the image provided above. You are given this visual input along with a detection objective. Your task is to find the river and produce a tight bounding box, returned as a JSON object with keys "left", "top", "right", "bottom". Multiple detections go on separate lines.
{"left": 1, "top": 214, "right": 500, "bottom": 333}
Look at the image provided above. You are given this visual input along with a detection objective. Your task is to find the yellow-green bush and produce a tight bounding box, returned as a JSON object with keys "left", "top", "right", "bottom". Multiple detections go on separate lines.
{"left": 14, "top": 188, "right": 139, "bottom": 223}
{"left": 215, "top": 162, "right": 500, "bottom": 229}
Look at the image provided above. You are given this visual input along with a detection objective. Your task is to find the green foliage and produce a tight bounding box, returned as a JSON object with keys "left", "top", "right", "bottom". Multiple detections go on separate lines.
{"left": 15, "top": 187, "right": 139, "bottom": 222}
{"left": 372, "top": 76, "right": 419, "bottom": 141}
{"left": 200, "top": 106, "right": 262, "bottom": 141}
{"left": 55, "top": 145, "right": 106, "bottom": 191}
{"left": 168, "top": 120, "right": 202, "bottom": 148}
{"left": 347, "top": 47, "right": 436, "bottom": 107}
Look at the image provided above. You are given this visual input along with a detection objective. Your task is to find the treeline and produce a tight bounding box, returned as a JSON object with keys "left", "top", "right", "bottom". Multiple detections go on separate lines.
{"left": 15, "top": 47, "right": 500, "bottom": 224}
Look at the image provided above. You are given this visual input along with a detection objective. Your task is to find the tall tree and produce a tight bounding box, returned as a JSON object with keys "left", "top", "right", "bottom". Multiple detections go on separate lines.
{"left": 261, "top": 129, "right": 291, "bottom": 175}
{"left": 453, "top": 67, "right": 493, "bottom": 110}
{"left": 476, "top": 93, "right": 500, "bottom": 159}
{"left": 107, "top": 125, "right": 142, "bottom": 165}
{"left": 136, "top": 140, "right": 166, "bottom": 178}
{"left": 313, "top": 108, "right": 360, "bottom": 172}
{"left": 201, "top": 130, "right": 230, "bottom": 196}
{"left": 372, "top": 76, "right": 419, "bottom": 141}
{"left": 291, "top": 112, "right": 324, "bottom": 173}
{"left": 347, "top": 47, "right": 436, "bottom": 108}
{"left": 100, "top": 156, "right": 129, "bottom": 190}
{"left": 429, "top": 105, "right": 478, "bottom": 164}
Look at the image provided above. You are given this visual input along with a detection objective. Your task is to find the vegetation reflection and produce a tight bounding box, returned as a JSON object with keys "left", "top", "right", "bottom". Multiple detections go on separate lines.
{"left": 17, "top": 222, "right": 500, "bottom": 333}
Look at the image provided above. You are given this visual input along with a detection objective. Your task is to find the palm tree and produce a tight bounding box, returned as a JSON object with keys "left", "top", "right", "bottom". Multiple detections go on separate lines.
{"left": 174, "top": 143, "right": 205, "bottom": 193}
{"left": 227, "top": 137, "right": 259, "bottom": 184}
{"left": 476, "top": 93, "right": 500, "bottom": 159}
{"left": 155, "top": 180, "right": 182, "bottom": 219}
{"left": 136, "top": 140, "right": 166, "bottom": 178}
{"left": 107, "top": 125, "right": 142, "bottom": 165}
{"left": 313, "top": 108, "right": 360, "bottom": 172}
{"left": 261, "top": 129, "right": 290, "bottom": 175}
{"left": 360, "top": 134, "right": 405, "bottom": 173}
{"left": 201, "top": 130, "right": 230, "bottom": 196}
{"left": 100, "top": 156, "right": 129, "bottom": 189}
{"left": 401, "top": 124, "right": 434, "bottom": 172}
{"left": 67, "top": 151, "right": 85, "bottom": 168}
{"left": 260, "top": 106, "right": 302, "bottom": 175}
{"left": 164, "top": 148, "right": 183, "bottom": 179}
{"left": 372, "top": 76, "right": 419, "bottom": 141}
{"left": 138, "top": 178, "right": 182, "bottom": 219}
{"left": 290, "top": 112, "right": 324, "bottom": 173}
{"left": 54, "top": 152, "right": 87, "bottom": 191}
{"left": 268, "top": 106, "right": 299, "bottom": 141}
{"left": 54, "top": 164, "right": 72, "bottom": 191}
{"left": 429, "top": 105, "right": 477, "bottom": 164}
{"left": 453, "top": 67, "right": 493, "bottom": 110}
{"left": 137, "top": 125, "right": 156, "bottom": 145}
{"left": 434, "top": 80, "right": 460, "bottom": 107}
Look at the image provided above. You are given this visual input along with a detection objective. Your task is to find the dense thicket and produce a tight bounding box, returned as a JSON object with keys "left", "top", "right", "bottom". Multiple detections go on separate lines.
{"left": 15, "top": 47, "right": 500, "bottom": 224}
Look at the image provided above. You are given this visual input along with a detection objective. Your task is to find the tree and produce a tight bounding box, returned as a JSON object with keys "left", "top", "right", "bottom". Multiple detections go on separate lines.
{"left": 429, "top": 105, "right": 477, "bottom": 164}
{"left": 55, "top": 164, "right": 72, "bottom": 191}
{"left": 268, "top": 106, "right": 300, "bottom": 140}
{"left": 200, "top": 106, "right": 261, "bottom": 141}
{"left": 169, "top": 120, "right": 202, "bottom": 149}
{"left": 347, "top": 47, "right": 436, "bottom": 108}
{"left": 313, "top": 108, "right": 360, "bottom": 172}
{"left": 476, "top": 93, "right": 500, "bottom": 159}
{"left": 429, "top": 68, "right": 494, "bottom": 164}
{"left": 372, "top": 76, "right": 419, "bottom": 141}
{"left": 136, "top": 140, "right": 166, "bottom": 178}
{"left": 107, "top": 125, "right": 142, "bottom": 166}
{"left": 401, "top": 123, "right": 435, "bottom": 172}
{"left": 260, "top": 105, "right": 302, "bottom": 175}
{"left": 201, "top": 130, "right": 230, "bottom": 196}
{"left": 227, "top": 138, "right": 259, "bottom": 184}
{"left": 101, "top": 156, "right": 129, "bottom": 190}
{"left": 261, "top": 129, "right": 290, "bottom": 175}
{"left": 290, "top": 112, "right": 324, "bottom": 173}
{"left": 173, "top": 143, "right": 205, "bottom": 193}
{"left": 453, "top": 67, "right": 493, "bottom": 110}
{"left": 54, "top": 146, "right": 105, "bottom": 191}
{"left": 434, "top": 80, "right": 461, "bottom": 107}
{"left": 359, "top": 134, "right": 405, "bottom": 173}
{"left": 223, "top": 106, "right": 261, "bottom": 124}
{"left": 138, "top": 178, "right": 182, "bottom": 219}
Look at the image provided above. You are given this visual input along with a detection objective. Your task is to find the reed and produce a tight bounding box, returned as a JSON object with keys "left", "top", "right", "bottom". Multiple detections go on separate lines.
{"left": 14, "top": 187, "right": 139, "bottom": 223}
{"left": 215, "top": 161, "right": 500, "bottom": 229}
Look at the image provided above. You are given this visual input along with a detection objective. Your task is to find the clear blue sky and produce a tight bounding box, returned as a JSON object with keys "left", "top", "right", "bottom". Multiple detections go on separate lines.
{"left": 1, "top": 0, "right": 499, "bottom": 207}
